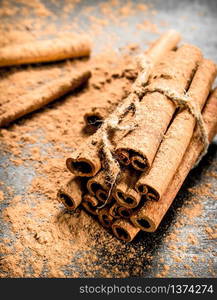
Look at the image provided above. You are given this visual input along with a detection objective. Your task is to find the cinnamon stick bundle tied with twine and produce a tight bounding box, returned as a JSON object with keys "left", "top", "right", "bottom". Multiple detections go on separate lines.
{"left": 135, "top": 59, "right": 217, "bottom": 199}
{"left": 66, "top": 30, "right": 181, "bottom": 180}
{"left": 0, "top": 35, "right": 91, "bottom": 67}
{"left": 0, "top": 69, "right": 91, "bottom": 127}
{"left": 130, "top": 87, "right": 217, "bottom": 233}
{"left": 115, "top": 44, "right": 203, "bottom": 172}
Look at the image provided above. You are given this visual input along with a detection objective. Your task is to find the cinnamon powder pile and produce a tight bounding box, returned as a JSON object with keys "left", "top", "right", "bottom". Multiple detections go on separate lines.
{"left": 0, "top": 0, "right": 216, "bottom": 278}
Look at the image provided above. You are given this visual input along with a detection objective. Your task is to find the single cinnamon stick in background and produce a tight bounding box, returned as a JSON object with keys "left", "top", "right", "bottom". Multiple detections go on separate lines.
{"left": 116, "top": 44, "right": 202, "bottom": 172}
{"left": 0, "top": 69, "right": 91, "bottom": 127}
{"left": 66, "top": 30, "right": 181, "bottom": 177}
{"left": 57, "top": 177, "right": 82, "bottom": 210}
{"left": 131, "top": 87, "right": 217, "bottom": 232}
{"left": 98, "top": 207, "right": 114, "bottom": 228}
{"left": 82, "top": 194, "right": 99, "bottom": 215}
{"left": 112, "top": 219, "right": 140, "bottom": 242}
{"left": 83, "top": 30, "right": 181, "bottom": 132}
{"left": 113, "top": 168, "right": 142, "bottom": 208}
{"left": 136, "top": 59, "right": 217, "bottom": 198}
{"left": 0, "top": 35, "right": 91, "bottom": 67}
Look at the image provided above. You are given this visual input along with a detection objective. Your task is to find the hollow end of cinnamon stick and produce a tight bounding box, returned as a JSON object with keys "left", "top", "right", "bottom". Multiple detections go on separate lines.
{"left": 135, "top": 182, "right": 148, "bottom": 195}
{"left": 136, "top": 183, "right": 159, "bottom": 201}
{"left": 131, "top": 155, "right": 149, "bottom": 172}
{"left": 112, "top": 219, "right": 140, "bottom": 242}
{"left": 82, "top": 194, "right": 99, "bottom": 215}
{"left": 84, "top": 112, "right": 103, "bottom": 129}
{"left": 115, "top": 149, "right": 131, "bottom": 165}
{"left": 96, "top": 189, "right": 109, "bottom": 203}
{"left": 130, "top": 215, "right": 156, "bottom": 232}
{"left": 98, "top": 208, "right": 113, "bottom": 228}
{"left": 118, "top": 206, "right": 133, "bottom": 218}
{"left": 114, "top": 188, "right": 139, "bottom": 209}
{"left": 66, "top": 157, "right": 98, "bottom": 177}
{"left": 109, "top": 203, "right": 121, "bottom": 219}
{"left": 57, "top": 191, "right": 78, "bottom": 211}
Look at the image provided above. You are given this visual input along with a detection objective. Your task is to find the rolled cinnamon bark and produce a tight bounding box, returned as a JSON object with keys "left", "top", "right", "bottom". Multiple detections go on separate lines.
{"left": 57, "top": 177, "right": 82, "bottom": 210}
{"left": 84, "top": 30, "right": 181, "bottom": 133}
{"left": 109, "top": 202, "right": 121, "bottom": 219}
{"left": 113, "top": 168, "right": 142, "bottom": 208}
{"left": 82, "top": 194, "right": 99, "bottom": 215}
{"left": 136, "top": 59, "right": 217, "bottom": 198}
{"left": 0, "top": 35, "right": 91, "bottom": 67}
{"left": 118, "top": 206, "right": 133, "bottom": 218}
{"left": 131, "top": 87, "right": 217, "bottom": 232}
{"left": 98, "top": 207, "right": 114, "bottom": 228}
{"left": 112, "top": 219, "right": 140, "bottom": 242}
{"left": 0, "top": 70, "right": 91, "bottom": 127}
{"left": 67, "top": 30, "right": 181, "bottom": 177}
{"left": 66, "top": 130, "right": 102, "bottom": 177}
{"left": 116, "top": 44, "right": 202, "bottom": 172}
{"left": 86, "top": 170, "right": 110, "bottom": 197}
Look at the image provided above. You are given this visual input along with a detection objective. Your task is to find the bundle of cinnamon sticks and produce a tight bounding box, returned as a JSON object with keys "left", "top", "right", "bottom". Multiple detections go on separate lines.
{"left": 57, "top": 30, "right": 217, "bottom": 242}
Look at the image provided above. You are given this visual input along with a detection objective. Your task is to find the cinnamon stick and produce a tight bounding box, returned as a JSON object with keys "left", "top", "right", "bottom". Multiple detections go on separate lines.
{"left": 116, "top": 44, "right": 202, "bottom": 172}
{"left": 57, "top": 177, "right": 82, "bottom": 210}
{"left": 66, "top": 30, "right": 181, "bottom": 177}
{"left": 0, "top": 36, "right": 91, "bottom": 67}
{"left": 82, "top": 194, "right": 99, "bottom": 215}
{"left": 118, "top": 206, "right": 133, "bottom": 218}
{"left": 136, "top": 59, "right": 217, "bottom": 198}
{"left": 109, "top": 202, "right": 121, "bottom": 219}
{"left": 0, "top": 70, "right": 91, "bottom": 127}
{"left": 83, "top": 30, "right": 181, "bottom": 132}
{"left": 98, "top": 207, "right": 114, "bottom": 228}
{"left": 131, "top": 87, "right": 217, "bottom": 232}
{"left": 112, "top": 219, "right": 140, "bottom": 242}
{"left": 113, "top": 168, "right": 141, "bottom": 208}
{"left": 87, "top": 170, "right": 110, "bottom": 195}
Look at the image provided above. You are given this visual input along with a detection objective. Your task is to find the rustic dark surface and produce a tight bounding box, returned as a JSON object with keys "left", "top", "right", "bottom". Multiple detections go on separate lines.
{"left": 0, "top": 0, "right": 216, "bottom": 277}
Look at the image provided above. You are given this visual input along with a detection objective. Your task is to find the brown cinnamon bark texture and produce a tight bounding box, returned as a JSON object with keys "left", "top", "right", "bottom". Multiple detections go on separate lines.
{"left": 116, "top": 44, "right": 202, "bottom": 172}
{"left": 118, "top": 206, "right": 133, "bottom": 218}
{"left": 66, "top": 130, "right": 102, "bottom": 177}
{"left": 131, "top": 87, "right": 217, "bottom": 232}
{"left": 66, "top": 30, "right": 181, "bottom": 177}
{"left": 112, "top": 219, "right": 140, "bottom": 242}
{"left": 0, "top": 70, "right": 91, "bottom": 127}
{"left": 87, "top": 170, "right": 110, "bottom": 195}
{"left": 0, "top": 36, "right": 91, "bottom": 67}
{"left": 83, "top": 30, "right": 181, "bottom": 132}
{"left": 136, "top": 59, "right": 217, "bottom": 198}
{"left": 109, "top": 203, "right": 121, "bottom": 219}
{"left": 82, "top": 194, "right": 99, "bottom": 215}
{"left": 98, "top": 207, "right": 114, "bottom": 228}
{"left": 57, "top": 177, "right": 82, "bottom": 210}
{"left": 113, "top": 168, "right": 141, "bottom": 208}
